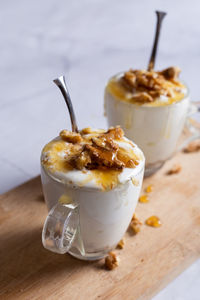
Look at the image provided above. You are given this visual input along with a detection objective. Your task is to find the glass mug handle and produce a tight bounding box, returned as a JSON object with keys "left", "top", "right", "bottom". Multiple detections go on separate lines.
{"left": 177, "top": 101, "right": 200, "bottom": 152}
{"left": 42, "top": 202, "right": 80, "bottom": 254}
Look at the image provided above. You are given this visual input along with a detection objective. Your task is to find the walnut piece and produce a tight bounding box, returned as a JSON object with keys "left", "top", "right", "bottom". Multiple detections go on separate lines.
{"left": 91, "top": 136, "right": 118, "bottom": 152}
{"left": 130, "top": 214, "right": 142, "bottom": 234}
{"left": 60, "top": 130, "right": 83, "bottom": 143}
{"left": 70, "top": 150, "right": 91, "bottom": 170}
{"left": 105, "top": 252, "right": 119, "bottom": 270}
{"left": 123, "top": 71, "right": 136, "bottom": 89}
{"left": 167, "top": 164, "right": 182, "bottom": 175}
{"left": 105, "top": 126, "right": 124, "bottom": 140}
{"left": 131, "top": 92, "right": 153, "bottom": 103}
{"left": 117, "top": 239, "right": 125, "bottom": 249}
{"left": 85, "top": 144, "right": 124, "bottom": 170}
{"left": 160, "top": 66, "right": 181, "bottom": 80}
{"left": 80, "top": 127, "right": 93, "bottom": 134}
{"left": 183, "top": 140, "right": 200, "bottom": 153}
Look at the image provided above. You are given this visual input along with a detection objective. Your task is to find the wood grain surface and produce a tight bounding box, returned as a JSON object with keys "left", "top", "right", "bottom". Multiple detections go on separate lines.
{"left": 0, "top": 149, "right": 200, "bottom": 300}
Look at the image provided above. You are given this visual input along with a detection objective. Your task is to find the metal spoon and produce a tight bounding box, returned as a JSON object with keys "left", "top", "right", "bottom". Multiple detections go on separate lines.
{"left": 53, "top": 76, "right": 79, "bottom": 133}
{"left": 148, "top": 11, "right": 167, "bottom": 71}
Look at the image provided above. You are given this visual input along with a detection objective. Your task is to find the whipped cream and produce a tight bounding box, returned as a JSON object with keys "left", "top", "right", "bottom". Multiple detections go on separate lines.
{"left": 41, "top": 130, "right": 145, "bottom": 190}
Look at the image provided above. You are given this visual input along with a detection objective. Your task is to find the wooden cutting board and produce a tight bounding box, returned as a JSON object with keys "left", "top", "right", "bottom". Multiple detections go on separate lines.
{"left": 0, "top": 149, "right": 200, "bottom": 300}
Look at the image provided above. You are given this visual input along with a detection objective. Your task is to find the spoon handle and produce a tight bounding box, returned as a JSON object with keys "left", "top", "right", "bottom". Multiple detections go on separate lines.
{"left": 148, "top": 11, "right": 167, "bottom": 71}
{"left": 54, "top": 76, "right": 79, "bottom": 133}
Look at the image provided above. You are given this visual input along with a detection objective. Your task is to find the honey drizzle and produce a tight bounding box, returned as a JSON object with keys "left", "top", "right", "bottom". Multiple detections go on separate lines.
{"left": 91, "top": 169, "right": 121, "bottom": 190}
{"left": 145, "top": 185, "right": 153, "bottom": 193}
{"left": 139, "top": 195, "right": 149, "bottom": 203}
{"left": 145, "top": 216, "right": 162, "bottom": 227}
{"left": 42, "top": 140, "right": 73, "bottom": 172}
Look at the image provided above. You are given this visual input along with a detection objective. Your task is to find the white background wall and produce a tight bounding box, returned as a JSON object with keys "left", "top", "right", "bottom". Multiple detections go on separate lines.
{"left": 0, "top": 1, "right": 200, "bottom": 299}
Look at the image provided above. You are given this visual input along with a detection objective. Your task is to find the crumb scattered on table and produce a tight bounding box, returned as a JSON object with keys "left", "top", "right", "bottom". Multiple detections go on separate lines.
{"left": 117, "top": 238, "right": 125, "bottom": 249}
{"left": 167, "top": 164, "right": 182, "bottom": 175}
{"left": 105, "top": 252, "right": 119, "bottom": 270}
{"left": 183, "top": 140, "right": 200, "bottom": 153}
{"left": 130, "top": 214, "right": 142, "bottom": 234}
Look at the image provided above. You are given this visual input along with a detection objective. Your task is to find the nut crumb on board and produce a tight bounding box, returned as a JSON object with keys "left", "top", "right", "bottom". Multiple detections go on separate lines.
{"left": 105, "top": 252, "right": 119, "bottom": 270}
{"left": 167, "top": 164, "right": 182, "bottom": 175}
{"left": 130, "top": 214, "right": 142, "bottom": 234}
{"left": 183, "top": 140, "right": 200, "bottom": 153}
{"left": 117, "top": 239, "right": 125, "bottom": 249}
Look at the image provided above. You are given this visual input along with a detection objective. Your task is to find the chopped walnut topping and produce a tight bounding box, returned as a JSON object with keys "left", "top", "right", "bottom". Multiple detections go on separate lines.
{"left": 105, "top": 252, "right": 119, "bottom": 270}
{"left": 117, "top": 239, "right": 125, "bottom": 249}
{"left": 129, "top": 214, "right": 142, "bottom": 234}
{"left": 80, "top": 127, "right": 93, "bottom": 134}
{"left": 43, "top": 127, "right": 140, "bottom": 173}
{"left": 149, "top": 90, "right": 163, "bottom": 98}
{"left": 91, "top": 136, "right": 118, "bottom": 152}
{"left": 121, "top": 67, "right": 183, "bottom": 104}
{"left": 183, "top": 140, "right": 200, "bottom": 153}
{"left": 105, "top": 126, "right": 124, "bottom": 140}
{"left": 70, "top": 150, "right": 91, "bottom": 170}
{"left": 167, "top": 164, "right": 182, "bottom": 175}
{"left": 160, "top": 66, "right": 181, "bottom": 80}
{"left": 60, "top": 130, "right": 83, "bottom": 143}
{"left": 123, "top": 71, "right": 136, "bottom": 89}
{"left": 131, "top": 92, "right": 153, "bottom": 103}
{"left": 85, "top": 144, "right": 124, "bottom": 170}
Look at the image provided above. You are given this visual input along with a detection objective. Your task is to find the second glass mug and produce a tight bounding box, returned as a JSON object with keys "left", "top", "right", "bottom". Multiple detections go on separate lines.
{"left": 104, "top": 73, "right": 200, "bottom": 176}
{"left": 41, "top": 157, "right": 145, "bottom": 260}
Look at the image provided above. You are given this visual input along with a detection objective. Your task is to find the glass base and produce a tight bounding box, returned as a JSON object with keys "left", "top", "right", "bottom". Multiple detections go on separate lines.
{"left": 68, "top": 246, "right": 114, "bottom": 261}
{"left": 144, "top": 161, "right": 165, "bottom": 177}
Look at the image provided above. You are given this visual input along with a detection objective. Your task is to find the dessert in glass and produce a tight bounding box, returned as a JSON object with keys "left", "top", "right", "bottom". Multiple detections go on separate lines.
{"left": 41, "top": 126, "right": 145, "bottom": 260}
{"left": 105, "top": 11, "right": 200, "bottom": 176}
{"left": 104, "top": 67, "right": 191, "bottom": 176}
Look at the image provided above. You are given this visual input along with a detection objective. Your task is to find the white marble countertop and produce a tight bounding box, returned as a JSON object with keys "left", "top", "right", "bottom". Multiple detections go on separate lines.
{"left": 0, "top": 0, "right": 200, "bottom": 299}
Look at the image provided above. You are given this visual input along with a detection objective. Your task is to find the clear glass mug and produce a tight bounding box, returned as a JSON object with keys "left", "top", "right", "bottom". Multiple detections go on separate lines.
{"left": 104, "top": 73, "right": 200, "bottom": 176}
{"left": 41, "top": 160, "right": 145, "bottom": 261}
